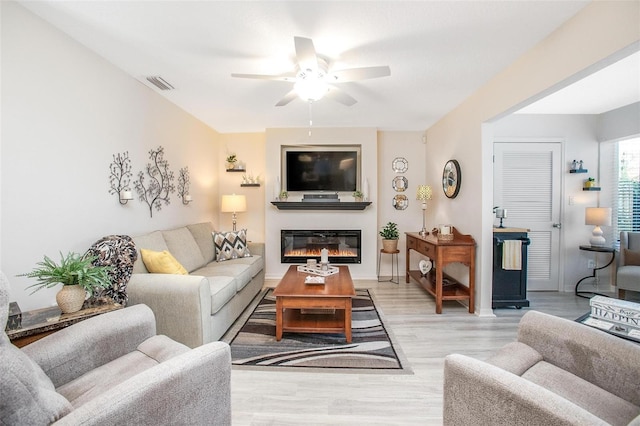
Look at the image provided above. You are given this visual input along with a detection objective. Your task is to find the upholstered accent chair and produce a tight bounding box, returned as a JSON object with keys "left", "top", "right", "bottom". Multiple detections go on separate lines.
{"left": 444, "top": 311, "right": 640, "bottom": 425}
{"left": 0, "top": 271, "right": 232, "bottom": 425}
{"left": 618, "top": 231, "right": 640, "bottom": 300}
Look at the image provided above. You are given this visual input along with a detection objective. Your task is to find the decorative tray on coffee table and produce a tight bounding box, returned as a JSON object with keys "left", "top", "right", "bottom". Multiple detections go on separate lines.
{"left": 297, "top": 264, "right": 340, "bottom": 277}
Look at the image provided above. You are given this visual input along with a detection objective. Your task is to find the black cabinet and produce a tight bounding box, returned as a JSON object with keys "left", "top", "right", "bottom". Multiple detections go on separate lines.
{"left": 492, "top": 231, "right": 530, "bottom": 309}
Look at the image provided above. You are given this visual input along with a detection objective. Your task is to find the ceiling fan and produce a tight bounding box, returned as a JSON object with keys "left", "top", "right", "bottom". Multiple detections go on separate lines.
{"left": 231, "top": 36, "right": 391, "bottom": 107}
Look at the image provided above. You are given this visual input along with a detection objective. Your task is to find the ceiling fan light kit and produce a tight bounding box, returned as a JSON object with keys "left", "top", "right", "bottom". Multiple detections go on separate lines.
{"left": 232, "top": 36, "right": 390, "bottom": 107}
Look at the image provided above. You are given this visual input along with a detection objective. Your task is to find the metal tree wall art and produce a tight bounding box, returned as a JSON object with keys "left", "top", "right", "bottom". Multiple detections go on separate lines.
{"left": 108, "top": 151, "right": 133, "bottom": 203}
{"left": 177, "top": 167, "right": 191, "bottom": 204}
{"left": 134, "top": 146, "right": 175, "bottom": 217}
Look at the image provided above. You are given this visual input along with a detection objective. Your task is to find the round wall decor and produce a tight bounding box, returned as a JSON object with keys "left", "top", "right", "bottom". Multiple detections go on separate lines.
{"left": 393, "top": 194, "right": 408, "bottom": 210}
{"left": 442, "top": 159, "right": 461, "bottom": 198}
{"left": 392, "top": 157, "right": 408, "bottom": 173}
{"left": 392, "top": 176, "right": 408, "bottom": 192}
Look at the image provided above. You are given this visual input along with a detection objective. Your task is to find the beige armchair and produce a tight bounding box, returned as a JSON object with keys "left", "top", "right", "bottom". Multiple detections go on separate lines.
{"left": 618, "top": 231, "right": 640, "bottom": 300}
{"left": 444, "top": 311, "right": 640, "bottom": 425}
{"left": 0, "top": 272, "right": 232, "bottom": 425}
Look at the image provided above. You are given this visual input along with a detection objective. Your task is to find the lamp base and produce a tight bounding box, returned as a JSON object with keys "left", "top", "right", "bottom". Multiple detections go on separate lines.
{"left": 590, "top": 226, "right": 605, "bottom": 246}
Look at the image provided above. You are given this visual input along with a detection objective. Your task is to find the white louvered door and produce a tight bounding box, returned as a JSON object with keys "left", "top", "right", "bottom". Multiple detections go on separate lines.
{"left": 494, "top": 142, "right": 562, "bottom": 291}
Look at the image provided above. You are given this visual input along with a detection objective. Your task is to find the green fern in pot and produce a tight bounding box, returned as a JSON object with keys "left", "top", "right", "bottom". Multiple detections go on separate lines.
{"left": 20, "top": 252, "right": 112, "bottom": 313}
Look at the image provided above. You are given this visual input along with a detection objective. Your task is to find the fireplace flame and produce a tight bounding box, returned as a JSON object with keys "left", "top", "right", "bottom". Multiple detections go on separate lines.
{"left": 284, "top": 248, "right": 357, "bottom": 257}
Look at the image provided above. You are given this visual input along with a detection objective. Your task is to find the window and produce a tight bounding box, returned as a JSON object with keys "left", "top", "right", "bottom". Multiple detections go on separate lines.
{"left": 617, "top": 138, "right": 640, "bottom": 233}
{"left": 602, "top": 137, "right": 640, "bottom": 246}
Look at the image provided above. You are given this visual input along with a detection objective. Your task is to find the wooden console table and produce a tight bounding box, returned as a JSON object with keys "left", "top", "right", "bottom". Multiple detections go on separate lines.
{"left": 405, "top": 230, "right": 476, "bottom": 314}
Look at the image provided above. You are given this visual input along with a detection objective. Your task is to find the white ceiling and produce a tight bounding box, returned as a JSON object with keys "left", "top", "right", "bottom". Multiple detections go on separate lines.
{"left": 19, "top": 1, "right": 637, "bottom": 133}
{"left": 516, "top": 51, "right": 640, "bottom": 114}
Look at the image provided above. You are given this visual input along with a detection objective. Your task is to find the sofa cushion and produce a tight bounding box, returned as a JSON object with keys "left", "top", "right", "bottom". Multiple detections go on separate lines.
{"left": 162, "top": 227, "right": 206, "bottom": 272}
{"left": 0, "top": 336, "right": 72, "bottom": 423}
{"left": 56, "top": 335, "right": 189, "bottom": 409}
{"left": 486, "top": 341, "right": 542, "bottom": 376}
{"left": 522, "top": 360, "right": 640, "bottom": 425}
{"left": 213, "top": 230, "right": 251, "bottom": 261}
{"left": 140, "top": 249, "right": 188, "bottom": 275}
{"left": 132, "top": 231, "right": 170, "bottom": 274}
{"left": 618, "top": 265, "right": 640, "bottom": 290}
{"left": 208, "top": 276, "right": 238, "bottom": 314}
{"left": 227, "top": 255, "right": 264, "bottom": 278}
{"left": 194, "top": 263, "right": 253, "bottom": 292}
{"left": 187, "top": 222, "right": 216, "bottom": 263}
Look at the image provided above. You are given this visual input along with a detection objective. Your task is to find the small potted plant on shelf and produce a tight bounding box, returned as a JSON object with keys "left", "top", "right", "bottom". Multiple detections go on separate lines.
{"left": 19, "top": 252, "right": 112, "bottom": 314}
{"left": 279, "top": 191, "right": 288, "bottom": 201}
{"left": 584, "top": 177, "right": 596, "bottom": 188}
{"left": 226, "top": 154, "right": 237, "bottom": 170}
{"left": 380, "top": 222, "right": 400, "bottom": 252}
{"left": 353, "top": 190, "right": 364, "bottom": 202}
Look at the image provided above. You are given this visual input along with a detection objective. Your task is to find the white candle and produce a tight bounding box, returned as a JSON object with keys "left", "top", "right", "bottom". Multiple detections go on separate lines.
{"left": 274, "top": 176, "right": 281, "bottom": 200}
{"left": 321, "top": 248, "right": 329, "bottom": 264}
{"left": 363, "top": 177, "right": 369, "bottom": 201}
{"left": 120, "top": 190, "right": 133, "bottom": 200}
{"left": 184, "top": 195, "right": 192, "bottom": 202}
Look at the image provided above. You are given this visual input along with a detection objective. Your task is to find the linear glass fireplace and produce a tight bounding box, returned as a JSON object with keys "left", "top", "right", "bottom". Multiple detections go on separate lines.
{"left": 281, "top": 230, "right": 361, "bottom": 264}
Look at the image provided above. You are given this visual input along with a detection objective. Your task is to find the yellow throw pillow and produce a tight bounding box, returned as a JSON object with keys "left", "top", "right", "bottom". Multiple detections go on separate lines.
{"left": 140, "top": 249, "right": 188, "bottom": 275}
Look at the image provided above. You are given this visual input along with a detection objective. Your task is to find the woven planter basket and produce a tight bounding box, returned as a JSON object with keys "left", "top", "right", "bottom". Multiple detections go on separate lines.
{"left": 382, "top": 239, "right": 399, "bottom": 253}
{"left": 56, "top": 284, "right": 86, "bottom": 314}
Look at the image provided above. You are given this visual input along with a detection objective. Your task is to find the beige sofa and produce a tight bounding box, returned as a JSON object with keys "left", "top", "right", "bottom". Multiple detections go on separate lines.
{"left": 444, "top": 311, "right": 640, "bottom": 426}
{"left": 127, "top": 222, "right": 264, "bottom": 348}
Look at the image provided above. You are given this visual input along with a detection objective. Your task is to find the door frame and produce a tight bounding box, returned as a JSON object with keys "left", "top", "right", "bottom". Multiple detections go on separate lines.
{"left": 493, "top": 137, "right": 566, "bottom": 292}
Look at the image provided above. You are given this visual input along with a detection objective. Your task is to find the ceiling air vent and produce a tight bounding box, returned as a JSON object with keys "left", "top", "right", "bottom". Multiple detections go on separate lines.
{"left": 145, "top": 76, "right": 174, "bottom": 91}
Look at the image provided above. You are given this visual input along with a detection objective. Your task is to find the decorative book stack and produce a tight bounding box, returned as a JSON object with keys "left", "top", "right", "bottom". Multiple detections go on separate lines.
{"left": 589, "top": 296, "right": 640, "bottom": 336}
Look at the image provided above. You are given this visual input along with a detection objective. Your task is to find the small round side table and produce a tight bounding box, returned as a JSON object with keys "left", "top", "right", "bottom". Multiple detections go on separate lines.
{"left": 575, "top": 245, "right": 616, "bottom": 298}
{"left": 378, "top": 249, "right": 400, "bottom": 284}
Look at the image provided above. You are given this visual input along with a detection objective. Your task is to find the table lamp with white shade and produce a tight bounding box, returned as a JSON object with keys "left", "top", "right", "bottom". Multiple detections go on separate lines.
{"left": 221, "top": 194, "right": 247, "bottom": 231}
{"left": 585, "top": 207, "right": 612, "bottom": 246}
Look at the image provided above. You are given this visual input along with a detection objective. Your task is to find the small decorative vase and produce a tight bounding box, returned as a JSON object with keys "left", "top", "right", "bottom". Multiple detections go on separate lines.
{"left": 382, "top": 239, "right": 398, "bottom": 252}
{"left": 354, "top": 197, "right": 363, "bottom": 202}
{"left": 227, "top": 162, "right": 236, "bottom": 170}
{"left": 56, "top": 285, "right": 86, "bottom": 314}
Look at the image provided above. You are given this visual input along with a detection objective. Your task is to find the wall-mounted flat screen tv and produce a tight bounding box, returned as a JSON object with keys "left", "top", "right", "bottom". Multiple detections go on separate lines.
{"left": 282, "top": 145, "right": 361, "bottom": 192}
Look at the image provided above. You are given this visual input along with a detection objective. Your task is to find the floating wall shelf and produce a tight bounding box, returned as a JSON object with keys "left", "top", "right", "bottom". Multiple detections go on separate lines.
{"left": 226, "top": 169, "right": 246, "bottom": 173}
{"left": 241, "top": 183, "right": 260, "bottom": 187}
{"left": 271, "top": 201, "right": 372, "bottom": 211}
{"left": 570, "top": 169, "right": 588, "bottom": 173}
{"left": 583, "top": 187, "right": 601, "bottom": 191}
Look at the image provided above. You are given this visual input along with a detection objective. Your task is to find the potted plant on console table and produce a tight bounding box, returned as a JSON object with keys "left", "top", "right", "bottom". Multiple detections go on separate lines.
{"left": 380, "top": 222, "right": 400, "bottom": 252}
{"left": 20, "top": 252, "right": 112, "bottom": 314}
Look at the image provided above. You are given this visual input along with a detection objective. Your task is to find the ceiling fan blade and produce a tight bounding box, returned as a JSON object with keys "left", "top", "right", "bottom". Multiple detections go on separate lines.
{"left": 328, "top": 66, "right": 391, "bottom": 82}
{"left": 325, "top": 86, "right": 357, "bottom": 106}
{"left": 231, "top": 72, "right": 296, "bottom": 82}
{"left": 275, "top": 89, "right": 299, "bottom": 107}
{"left": 294, "top": 36, "right": 318, "bottom": 73}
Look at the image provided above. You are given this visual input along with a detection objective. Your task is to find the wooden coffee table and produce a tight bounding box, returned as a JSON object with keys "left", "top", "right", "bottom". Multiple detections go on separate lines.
{"left": 274, "top": 265, "right": 356, "bottom": 342}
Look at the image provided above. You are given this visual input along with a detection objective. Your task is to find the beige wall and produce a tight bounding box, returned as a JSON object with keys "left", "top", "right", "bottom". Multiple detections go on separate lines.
{"left": 264, "top": 127, "right": 380, "bottom": 279}
{"left": 217, "top": 133, "right": 266, "bottom": 240}
{"left": 425, "top": 1, "right": 640, "bottom": 316}
{"left": 377, "top": 131, "right": 426, "bottom": 278}
{"left": 1, "top": 2, "right": 220, "bottom": 310}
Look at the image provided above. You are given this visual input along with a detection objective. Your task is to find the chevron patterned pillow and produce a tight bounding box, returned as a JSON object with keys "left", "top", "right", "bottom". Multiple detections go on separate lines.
{"left": 213, "top": 229, "right": 252, "bottom": 262}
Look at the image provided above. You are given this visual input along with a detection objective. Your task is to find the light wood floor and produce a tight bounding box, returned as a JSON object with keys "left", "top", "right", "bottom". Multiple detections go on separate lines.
{"left": 226, "top": 278, "right": 593, "bottom": 425}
